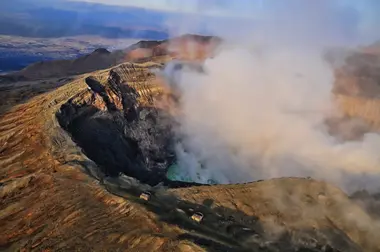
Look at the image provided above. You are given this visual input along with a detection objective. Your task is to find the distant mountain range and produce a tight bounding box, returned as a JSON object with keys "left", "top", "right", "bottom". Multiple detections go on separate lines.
{"left": 0, "top": 0, "right": 170, "bottom": 39}
{"left": 1, "top": 34, "right": 222, "bottom": 81}
{"left": 0, "top": 0, "right": 230, "bottom": 75}
{"left": 0, "top": 35, "right": 143, "bottom": 74}
{"left": 0, "top": 0, "right": 180, "bottom": 75}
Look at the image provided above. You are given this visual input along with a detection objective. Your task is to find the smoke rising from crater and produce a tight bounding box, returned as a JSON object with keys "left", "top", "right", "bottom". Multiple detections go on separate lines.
{"left": 162, "top": 0, "right": 380, "bottom": 193}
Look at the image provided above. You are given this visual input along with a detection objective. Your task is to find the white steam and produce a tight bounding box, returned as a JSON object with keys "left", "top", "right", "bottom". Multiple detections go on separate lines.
{"left": 165, "top": 47, "right": 380, "bottom": 192}
{"left": 162, "top": 0, "right": 380, "bottom": 193}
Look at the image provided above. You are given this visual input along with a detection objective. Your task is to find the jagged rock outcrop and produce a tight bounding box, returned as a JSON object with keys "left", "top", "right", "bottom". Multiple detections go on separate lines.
{"left": 334, "top": 51, "right": 380, "bottom": 98}
{"left": 336, "top": 94, "right": 380, "bottom": 129}
{"left": 333, "top": 50, "right": 380, "bottom": 132}
{"left": 55, "top": 64, "right": 176, "bottom": 186}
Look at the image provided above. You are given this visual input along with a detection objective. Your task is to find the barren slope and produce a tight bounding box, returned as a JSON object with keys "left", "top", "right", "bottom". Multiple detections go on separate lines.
{"left": 0, "top": 68, "right": 204, "bottom": 251}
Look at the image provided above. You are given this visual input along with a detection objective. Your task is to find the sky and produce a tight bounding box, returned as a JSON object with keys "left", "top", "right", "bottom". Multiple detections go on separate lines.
{"left": 66, "top": 0, "right": 263, "bottom": 18}
{"left": 68, "top": 0, "right": 379, "bottom": 19}
{"left": 66, "top": 0, "right": 380, "bottom": 44}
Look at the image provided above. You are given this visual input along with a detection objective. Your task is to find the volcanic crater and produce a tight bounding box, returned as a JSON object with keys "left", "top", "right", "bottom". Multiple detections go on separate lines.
{"left": 2, "top": 36, "right": 380, "bottom": 251}
{"left": 55, "top": 62, "right": 199, "bottom": 188}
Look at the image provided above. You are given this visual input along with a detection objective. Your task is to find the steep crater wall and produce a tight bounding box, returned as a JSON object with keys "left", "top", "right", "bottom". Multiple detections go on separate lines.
{"left": 56, "top": 65, "right": 202, "bottom": 188}
{"left": 54, "top": 57, "right": 380, "bottom": 190}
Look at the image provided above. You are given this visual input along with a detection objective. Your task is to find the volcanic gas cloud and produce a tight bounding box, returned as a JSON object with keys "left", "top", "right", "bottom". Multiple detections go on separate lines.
{"left": 161, "top": 0, "right": 380, "bottom": 193}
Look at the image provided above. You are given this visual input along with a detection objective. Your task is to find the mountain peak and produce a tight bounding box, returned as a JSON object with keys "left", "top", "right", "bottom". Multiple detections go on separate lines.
{"left": 93, "top": 48, "right": 111, "bottom": 54}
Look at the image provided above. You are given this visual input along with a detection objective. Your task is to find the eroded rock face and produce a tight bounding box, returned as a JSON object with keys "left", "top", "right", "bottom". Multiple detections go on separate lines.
{"left": 335, "top": 52, "right": 380, "bottom": 98}
{"left": 125, "top": 34, "right": 222, "bottom": 62}
{"left": 56, "top": 67, "right": 177, "bottom": 186}
{"left": 128, "top": 107, "right": 175, "bottom": 170}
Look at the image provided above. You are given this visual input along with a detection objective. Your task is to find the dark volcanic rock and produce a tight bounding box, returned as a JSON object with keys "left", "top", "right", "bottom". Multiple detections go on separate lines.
{"left": 93, "top": 48, "right": 111, "bottom": 54}
{"left": 57, "top": 69, "right": 176, "bottom": 186}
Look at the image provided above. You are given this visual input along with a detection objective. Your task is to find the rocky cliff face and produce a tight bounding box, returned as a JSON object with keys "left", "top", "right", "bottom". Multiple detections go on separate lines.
{"left": 334, "top": 51, "right": 380, "bottom": 98}
{"left": 55, "top": 63, "right": 175, "bottom": 185}
{"left": 125, "top": 34, "right": 222, "bottom": 62}
{"left": 336, "top": 95, "right": 380, "bottom": 129}
{"left": 333, "top": 51, "right": 380, "bottom": 130}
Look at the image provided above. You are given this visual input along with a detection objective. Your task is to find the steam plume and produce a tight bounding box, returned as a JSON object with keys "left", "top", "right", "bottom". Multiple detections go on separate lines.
{"left": 162, "top": 0, "right": 380, "bottom": 193}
